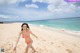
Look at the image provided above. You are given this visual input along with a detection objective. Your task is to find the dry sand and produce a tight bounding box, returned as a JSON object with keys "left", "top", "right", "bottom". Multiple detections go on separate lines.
{"left": 0, "top": 23, "right": 80, "bottom": 53}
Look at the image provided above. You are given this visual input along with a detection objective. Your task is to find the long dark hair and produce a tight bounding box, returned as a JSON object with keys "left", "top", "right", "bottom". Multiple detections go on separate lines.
{"left": 21, "top": 23, "right": 30, "bottom": 31}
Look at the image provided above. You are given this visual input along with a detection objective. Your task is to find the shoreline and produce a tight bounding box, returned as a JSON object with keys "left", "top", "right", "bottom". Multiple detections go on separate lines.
{"left": 0, "top": 22, "right": 80, "bottom": 37}
{"left": 29, "top": 23, "right": 80, "bottom": 37}
{"left": 28, "top": 23, "right": 80, "bottom": 31}
{"left": 1, "top": 22, "right": 80, "bottom": 37}
{"left": 1, "top": 22, "right": 80, "bottom": 32}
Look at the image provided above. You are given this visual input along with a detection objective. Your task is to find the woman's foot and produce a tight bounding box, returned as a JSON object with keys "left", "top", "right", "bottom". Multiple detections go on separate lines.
{"left": 32, "top": 50, "right": 36, "bottom": 53}
{"left": 25, "top": 47, "right": 29, "bottom": 53}
{"left": 13, "top": 47, "right": 16, "bottom": 51}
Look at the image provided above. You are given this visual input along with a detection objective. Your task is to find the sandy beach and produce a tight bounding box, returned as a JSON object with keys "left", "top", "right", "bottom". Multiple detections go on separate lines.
{"left": 0, "top": 23, "right": 80, "bottom": 53}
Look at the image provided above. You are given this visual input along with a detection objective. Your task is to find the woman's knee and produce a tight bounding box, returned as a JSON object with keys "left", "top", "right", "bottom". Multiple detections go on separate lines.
{"left": 27, "top": 43, "right": 31, "bottom": 47}
{"left": 26, "top": 45, "right": 30, "bottom": 48}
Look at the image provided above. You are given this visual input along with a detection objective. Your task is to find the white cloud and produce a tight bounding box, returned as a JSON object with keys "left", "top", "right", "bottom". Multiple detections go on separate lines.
{"left": 32, "top": 0, "right": 44, "bottom": 3}
{"left": 32, "top": 0, "right": 76, "bottom": 13}
{"left": 0, "top": 0, "right": 79, "bottom": 21}
{"left": 0, "top": 14, "right": 19, "bottom": 18}
{"left": 21, "top": 0, "right": 26, "bottom": 2}
{"left": 25, "top": 4, "right": 39, "bottom": 8}
{"left": 0, "top": 0, "right": 5, "bottom": 4}
{"left": 0, "top": 7, "right": 54, "bottom": 20}
{"left": 48, "top": 2, "right": 76, "bottom": 12}
{"left": 0, "top": 0, "right": 25, "bottom": 5}
{"left": 32, "top": 0, "right": 61, "bottom": 4}
{"left": 0, "top": 15, "right": 10, "bottom": 18}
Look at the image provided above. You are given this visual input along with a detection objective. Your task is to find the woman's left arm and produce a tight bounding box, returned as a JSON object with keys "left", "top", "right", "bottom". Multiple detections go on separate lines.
{"left": 30, "top": 30, "right": 38, "bottom": 38}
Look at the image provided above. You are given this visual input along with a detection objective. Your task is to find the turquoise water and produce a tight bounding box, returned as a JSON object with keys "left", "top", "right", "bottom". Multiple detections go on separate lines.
{"left": 28, "top": 17, "right": 80, "bottom": 31}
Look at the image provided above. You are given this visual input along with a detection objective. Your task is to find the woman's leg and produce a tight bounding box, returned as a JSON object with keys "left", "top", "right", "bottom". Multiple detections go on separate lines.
{"left": 30, "top": 43, "right": 36, "bottom": 52}
{"left": 25, "top": 45, "right": 30, "bottom": 53}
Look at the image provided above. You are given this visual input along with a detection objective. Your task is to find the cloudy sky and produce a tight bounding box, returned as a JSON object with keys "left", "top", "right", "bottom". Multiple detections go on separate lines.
{"left": 0, "top": 0, "right": 80, "bottom": 21}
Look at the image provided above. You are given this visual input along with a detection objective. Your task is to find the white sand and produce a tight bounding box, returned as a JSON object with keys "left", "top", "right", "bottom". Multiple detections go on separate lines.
{"left": 0, "top": 23, "right": 80, "bottom": 53}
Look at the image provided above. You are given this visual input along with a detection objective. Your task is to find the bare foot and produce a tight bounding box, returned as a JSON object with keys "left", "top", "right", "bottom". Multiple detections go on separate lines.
{"left": 32, "top": 50, "right": 36, "bottom": 53}
{"left": 66, "top": 49, "right": 72, "bottom": 53}
{"left": 13, "top": 47, "right": 16, "bottom": 51}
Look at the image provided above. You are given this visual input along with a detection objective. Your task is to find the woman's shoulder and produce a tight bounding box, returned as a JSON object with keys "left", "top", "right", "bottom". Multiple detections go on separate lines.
{"left": 28, "top": 29, "right": 31, "bottom": 32}
{"left": 19, "top": 31, "right": 22, "bottom": 34}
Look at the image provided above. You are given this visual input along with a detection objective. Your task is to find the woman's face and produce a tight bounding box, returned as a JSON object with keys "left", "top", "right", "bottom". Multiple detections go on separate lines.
{"left": 22, "top": 25, "right": 27, "bottom": 30}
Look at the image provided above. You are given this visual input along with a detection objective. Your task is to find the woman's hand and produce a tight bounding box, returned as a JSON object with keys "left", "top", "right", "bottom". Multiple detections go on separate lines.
{"left": 13, "top": 46, "right": 17, "bottom": 51}
{"left": 36, "top": 36, "right": 38, "bottom": 38}
{"left": 36, "top": 36, "right": 39, "bottom": 39}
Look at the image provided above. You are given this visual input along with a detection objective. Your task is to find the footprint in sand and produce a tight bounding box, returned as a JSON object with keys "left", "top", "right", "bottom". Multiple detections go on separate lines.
{"left": 66, "top": 49, "right": 72, "bottom": 53}
{"left": 1, "top": 42, "right": 13, "bottom": 53}
{"left": 51, "top": 42, "right": 54, "bottom": 45}
{"left": 43, "top": 48, "right": 48, "bottom": 52}
{"left": 73, "top": 44, "right": 77, "bottom": 47}
{"left": 57, "top": 46, "right": 61, "bottom": 48}
{"left": 42, "top": 39, "right": 46, "bottom": 41}
{"left": 27, "top": 48, "right": 43, "bottom": 53}
{"left": 35, "top": 48, "right": 43, "bottom": 53}
{"left": 61, "top": 41, "right": 64, "bottom": 46}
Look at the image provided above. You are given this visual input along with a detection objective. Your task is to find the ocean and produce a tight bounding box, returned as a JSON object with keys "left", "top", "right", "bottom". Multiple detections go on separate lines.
{"left": 28, "top": 17, "right": 80, "bottom": 31}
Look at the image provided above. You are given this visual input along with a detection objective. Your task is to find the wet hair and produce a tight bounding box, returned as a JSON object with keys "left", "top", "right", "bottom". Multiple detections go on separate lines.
{"left": 21, "top": 23, "right": 30, "bottom": 31}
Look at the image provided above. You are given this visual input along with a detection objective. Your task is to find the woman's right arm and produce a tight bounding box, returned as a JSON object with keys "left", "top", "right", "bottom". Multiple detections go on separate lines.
{"left": 13, "top": 31, "right": 22, "bottom": 50}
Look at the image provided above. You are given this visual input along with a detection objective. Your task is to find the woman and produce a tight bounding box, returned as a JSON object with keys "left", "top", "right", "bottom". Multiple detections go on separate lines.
{"left": 13, "top": 23, "right": 38, "bottom": 53}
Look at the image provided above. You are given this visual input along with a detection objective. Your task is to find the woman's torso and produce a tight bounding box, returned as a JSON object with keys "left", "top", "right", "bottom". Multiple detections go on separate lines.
{"left": 21, "top": 30, "right": 32, "bottom": 42}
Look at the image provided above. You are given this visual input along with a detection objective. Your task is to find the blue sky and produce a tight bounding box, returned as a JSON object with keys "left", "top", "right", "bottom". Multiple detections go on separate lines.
{"left": 0, "top": 0, "right": 80, "bottom": 21}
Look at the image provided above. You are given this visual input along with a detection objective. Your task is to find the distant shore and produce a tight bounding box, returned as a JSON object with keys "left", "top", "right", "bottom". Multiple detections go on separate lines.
{"left": 0, "top": 22, "right": 3, "bottom": 24}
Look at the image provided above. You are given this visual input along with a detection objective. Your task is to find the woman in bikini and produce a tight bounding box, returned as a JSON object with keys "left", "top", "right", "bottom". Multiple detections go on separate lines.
{"left": 13, "top": 23, "right": 38, "bottom": 53}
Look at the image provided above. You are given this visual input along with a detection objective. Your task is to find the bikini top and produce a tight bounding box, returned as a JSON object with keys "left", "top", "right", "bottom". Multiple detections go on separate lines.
{"left": 22, "top": 30, "right": 30, "bottom": 38}
{"left": 22, "top": 35, "right": 29, "bottom": 38}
